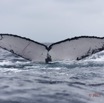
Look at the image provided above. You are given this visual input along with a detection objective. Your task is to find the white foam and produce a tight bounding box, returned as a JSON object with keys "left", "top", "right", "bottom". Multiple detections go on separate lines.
{"left": 85, "top": 51, "right": 104, "bottom": 62}
{"left": 0, "top": 60, "right": 13, "bottom": 66}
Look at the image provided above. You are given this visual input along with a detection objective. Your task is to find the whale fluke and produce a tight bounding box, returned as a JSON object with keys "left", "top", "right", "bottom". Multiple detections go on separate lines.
{"left": 0, "top": 34, "right": 104, "bottom": 63}
{"left": 49, "top": 36, "right": 104, "bottom": 61}
{"left": 0, "top": 34, "right": 48, "bottom": 62}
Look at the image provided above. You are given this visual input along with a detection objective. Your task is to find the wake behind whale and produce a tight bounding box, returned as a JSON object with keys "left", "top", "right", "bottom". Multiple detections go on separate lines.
{"left": 0, "top": 34, "right": 104, "bottom": 63}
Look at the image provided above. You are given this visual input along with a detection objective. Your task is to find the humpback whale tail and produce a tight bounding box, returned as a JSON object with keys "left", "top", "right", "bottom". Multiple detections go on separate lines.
{"left": 0, "top": 34, "right": 104, "bottom": 63}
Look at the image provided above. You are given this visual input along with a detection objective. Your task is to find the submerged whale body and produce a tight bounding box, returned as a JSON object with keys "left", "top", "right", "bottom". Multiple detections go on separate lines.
{"left": 0, "top": 34, "right": 104, "bottom": 63}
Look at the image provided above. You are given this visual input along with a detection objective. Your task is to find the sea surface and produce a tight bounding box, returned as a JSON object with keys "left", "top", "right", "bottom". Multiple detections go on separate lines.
{"left": 0, "top": 48, "right": 104, "bottom": 103}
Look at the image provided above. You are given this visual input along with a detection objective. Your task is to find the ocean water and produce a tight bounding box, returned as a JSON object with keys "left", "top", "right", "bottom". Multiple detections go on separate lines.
{"left": 0, "top": 49, "right": 104, "bottom": 103}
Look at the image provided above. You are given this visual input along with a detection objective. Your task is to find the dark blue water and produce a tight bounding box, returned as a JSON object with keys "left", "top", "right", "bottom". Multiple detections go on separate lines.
{"left": 0, "top": 49, "right": 104, "bottom": 103}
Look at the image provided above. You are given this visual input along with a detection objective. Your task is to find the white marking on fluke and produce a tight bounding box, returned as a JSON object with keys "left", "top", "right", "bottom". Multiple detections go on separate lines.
{"left": 0, "top": 34, "right": 104, "bottom": 63}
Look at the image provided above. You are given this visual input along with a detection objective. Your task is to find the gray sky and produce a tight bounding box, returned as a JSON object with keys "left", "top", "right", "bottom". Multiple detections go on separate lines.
{"left": 0, "top": 0, "right": 104, "bottom": 42}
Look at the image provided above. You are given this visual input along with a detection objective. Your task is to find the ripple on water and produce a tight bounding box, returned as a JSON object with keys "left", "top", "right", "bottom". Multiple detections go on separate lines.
{"left": 0, "top": 49, "right": 104, "bottom": 103}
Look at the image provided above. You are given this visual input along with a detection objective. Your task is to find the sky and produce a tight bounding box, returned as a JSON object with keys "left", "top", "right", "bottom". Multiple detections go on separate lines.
{"left": 0, "top": 0, "right": 104, "bottom": 42}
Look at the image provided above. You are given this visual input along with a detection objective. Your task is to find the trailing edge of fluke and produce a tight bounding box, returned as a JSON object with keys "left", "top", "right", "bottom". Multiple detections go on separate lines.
{"left": 0, "top": 34, "right": 104, "bottom": 63}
